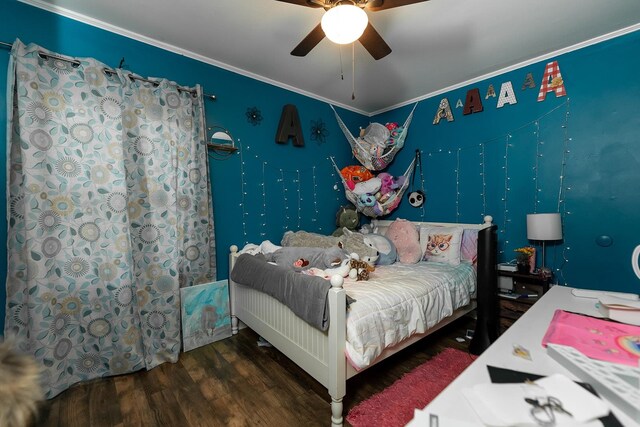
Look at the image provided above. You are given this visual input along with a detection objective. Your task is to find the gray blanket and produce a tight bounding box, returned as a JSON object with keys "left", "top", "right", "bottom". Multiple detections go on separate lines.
{"left": 230, "top": 253, "right": 332, "bottom": 331}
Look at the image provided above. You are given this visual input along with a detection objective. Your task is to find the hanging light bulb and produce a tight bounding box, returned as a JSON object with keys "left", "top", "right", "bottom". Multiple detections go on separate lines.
{"left": 321, "top": 2, "right": 368, "bottom": 45}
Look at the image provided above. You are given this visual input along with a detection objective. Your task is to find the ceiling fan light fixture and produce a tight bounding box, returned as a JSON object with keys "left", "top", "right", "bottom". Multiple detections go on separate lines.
{"left": 321, "top": 4, "right": 368, "bottom": 45}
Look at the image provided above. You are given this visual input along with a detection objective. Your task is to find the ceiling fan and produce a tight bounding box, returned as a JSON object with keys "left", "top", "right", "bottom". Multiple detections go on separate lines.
{"left": 277, "top": 0, "right": 428, "bottom": 60}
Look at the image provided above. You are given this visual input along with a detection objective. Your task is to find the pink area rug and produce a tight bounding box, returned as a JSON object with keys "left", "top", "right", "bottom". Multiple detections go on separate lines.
{"left": 346, "top": 347, "right": 476, "bottom": 427}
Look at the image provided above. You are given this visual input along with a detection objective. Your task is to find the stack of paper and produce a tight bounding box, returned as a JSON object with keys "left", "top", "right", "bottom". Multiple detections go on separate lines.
{"left": 462, "top": 374, "right": 610, "bottom": 426}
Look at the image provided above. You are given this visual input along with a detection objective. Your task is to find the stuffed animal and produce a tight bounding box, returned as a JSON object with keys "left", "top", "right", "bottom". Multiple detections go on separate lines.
{"left": 387, "top": 126, "right": 404, "bottom": 146}
{"left": 265, "top": 246, "right": 347, "bottom": 272}
{"left": 332, "top": 205, "right": 360, "bottom": 237}
{"left": 358, "top": 194, "right": 376, "bottom": 209}
{"left": 360, "top": 122, "right": 391, "bottom": 148}
{"left": 378, "top": 173, "right": 406, "bottom": 196}
{"left": 281, "top": 228, "right": 379, "bottom": 265}
{"left": 340, "top": 166, "right": 374, "bottom": 191}
{"left": 349, "top": 258, "right": 375, "bottom": 281}
{"left": 352, "top": 177, "right": 381, "bottom": 195}
{"left": 364, "top": 233, "right": 397, "bottom": 266}
{"left": 386, "top": 219, "right": 421, "bottom": 264}
{"left": 304, "top": 256, "right": 353, "bottom": 279}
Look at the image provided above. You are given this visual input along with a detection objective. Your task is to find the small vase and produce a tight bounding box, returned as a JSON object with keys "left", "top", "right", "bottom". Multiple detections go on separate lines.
{"left": 517, "top": 262, "right": 529, "bottom": 274}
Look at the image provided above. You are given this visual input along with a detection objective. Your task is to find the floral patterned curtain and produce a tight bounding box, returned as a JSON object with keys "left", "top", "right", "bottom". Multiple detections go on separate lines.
{"left": 4, "top": 40, "right": 216, "bottom": 398}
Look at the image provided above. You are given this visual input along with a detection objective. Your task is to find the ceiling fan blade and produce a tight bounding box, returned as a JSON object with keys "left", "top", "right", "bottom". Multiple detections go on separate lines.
{"left": 358, "top": 23, "right": 392, "bottom": 60}
{"left": 275, "top": 0, "right": 323, "bottom": 7}
{"left": 291, "top": 23, "right": 326, "bottom": 57}
{"left": 366, "top": 0, "right": 428, "bottom": 11}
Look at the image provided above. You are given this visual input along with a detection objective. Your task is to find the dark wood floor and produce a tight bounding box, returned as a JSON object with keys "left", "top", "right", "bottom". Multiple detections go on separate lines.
{"left": 37, "top": 315, "right": 476, "bottom": 427}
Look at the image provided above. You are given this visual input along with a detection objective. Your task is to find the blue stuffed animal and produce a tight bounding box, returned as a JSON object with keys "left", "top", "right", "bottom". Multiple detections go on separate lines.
{"left": 358, "top": 193, "right": 376, "bottom": 208}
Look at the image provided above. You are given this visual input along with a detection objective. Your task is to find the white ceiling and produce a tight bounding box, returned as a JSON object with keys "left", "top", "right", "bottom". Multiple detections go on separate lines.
{"left": 24, "top": 0, "right": 640, "bottom": 115}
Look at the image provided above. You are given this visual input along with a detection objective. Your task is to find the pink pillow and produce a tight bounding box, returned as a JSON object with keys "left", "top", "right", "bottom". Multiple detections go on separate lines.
{"left": 460, "top": 229, "right": 478, "bottom": 265}
{"left": 386, "top": 219, "right": 421, "bottom": 264}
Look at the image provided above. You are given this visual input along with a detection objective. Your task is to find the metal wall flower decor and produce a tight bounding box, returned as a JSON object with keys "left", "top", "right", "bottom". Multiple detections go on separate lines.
{"left": 246, "top": 106, "right": 262, "bottom": 126}
{"left": 310, "top": 118, "right": 328, "bottom": 145}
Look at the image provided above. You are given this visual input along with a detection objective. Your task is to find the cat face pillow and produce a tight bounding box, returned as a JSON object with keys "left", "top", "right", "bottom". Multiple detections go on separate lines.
{"left": 420, "top": 226, "right": 464, "bottom": 265}
{"left": 426, "top": 234, "right": 453, "bottom": 256}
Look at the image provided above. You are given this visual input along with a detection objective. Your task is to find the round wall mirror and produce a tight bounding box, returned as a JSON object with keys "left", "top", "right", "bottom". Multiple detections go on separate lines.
{"left": 208, "top": 126, "right": 237, "bottom": 153}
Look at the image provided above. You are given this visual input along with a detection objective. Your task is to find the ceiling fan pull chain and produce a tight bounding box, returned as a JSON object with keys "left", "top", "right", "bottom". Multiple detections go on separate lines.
{"left": 339, "top": 45, "right": 344, "bottom": 80}
{"left": 352, "top": 43, "right": 356, "bottom": 100}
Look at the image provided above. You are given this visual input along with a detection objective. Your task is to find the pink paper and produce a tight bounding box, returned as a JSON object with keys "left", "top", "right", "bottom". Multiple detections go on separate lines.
{"left": 541, "top": 310, "right": 640, "bottom": 367}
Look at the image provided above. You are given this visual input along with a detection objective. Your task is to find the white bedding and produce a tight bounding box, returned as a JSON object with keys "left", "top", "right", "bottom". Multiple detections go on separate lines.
{"left": 343, "top": 261, "right": 476, "bottom": 369}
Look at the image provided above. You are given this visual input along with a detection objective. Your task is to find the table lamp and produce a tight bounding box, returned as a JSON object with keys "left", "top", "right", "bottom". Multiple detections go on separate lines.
{"left": 527, "top": 213, "right": 562, "bottom": 275}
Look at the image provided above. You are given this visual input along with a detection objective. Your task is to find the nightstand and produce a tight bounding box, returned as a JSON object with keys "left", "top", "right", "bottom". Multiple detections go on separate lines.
{"left": 497, "top": 271, "right": 550, "bottom": 334}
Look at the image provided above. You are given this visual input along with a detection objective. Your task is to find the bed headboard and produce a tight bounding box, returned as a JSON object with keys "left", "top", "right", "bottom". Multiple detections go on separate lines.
{"left": 371, "top": 216, "right": 498, "bottom": 354}
{"left": 370, "top": 215, "right": 494, "bottom": 233}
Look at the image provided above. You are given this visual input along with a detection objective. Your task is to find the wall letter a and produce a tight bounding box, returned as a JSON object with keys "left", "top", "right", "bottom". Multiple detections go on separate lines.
{"left": 537, "top": 61, "right": 567, "bottom": 102}
{"left": 497, "top": 82, "right": 517, "bottom": 108}
{"left": 463, "top": 88, "right": 483, "bottom": 115}
{"left": 433, "top": 98, "right": 454, "bottom": 125}
{"left": 276, "top": 104, "right": 305, "bottom": 146}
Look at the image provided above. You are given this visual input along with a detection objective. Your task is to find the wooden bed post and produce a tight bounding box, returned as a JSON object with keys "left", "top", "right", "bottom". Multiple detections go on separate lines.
{"left": 327, "top": 274, "right": 347, "bottom": 427}
{"left": 470, "top": 217, "right": 498, "bottom": 354}
{"left": 229, "top": 245, "right": 239, "bottom": 335}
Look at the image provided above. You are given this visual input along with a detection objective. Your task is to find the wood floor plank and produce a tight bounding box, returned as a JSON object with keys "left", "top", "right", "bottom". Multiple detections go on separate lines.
{"left": 88, "top": 379, "right": 123, "bottom": 427}
{"left": 148, "top": 388, "right": 191, "bottom": 426}
{"left": 55, "top": 383, "right": 91, "bottom": 427}
{"left": 117, "top": 388, "right": 158, "bottom": 427}
{"left": 172, "top": 383, "right": 219, "bottom": 427}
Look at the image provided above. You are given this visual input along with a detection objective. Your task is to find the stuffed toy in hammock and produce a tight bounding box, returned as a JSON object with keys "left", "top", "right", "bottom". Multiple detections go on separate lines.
{"left": 331, "top": 157, "right": 416, "bottom": 218}
{"left": 331, "top": 103, "right": 418, "bottom": 171}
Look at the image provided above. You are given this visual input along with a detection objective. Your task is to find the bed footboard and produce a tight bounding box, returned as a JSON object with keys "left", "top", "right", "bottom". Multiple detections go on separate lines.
{"left": 469, "top": 223, "right": 498, "bottom": 354}
{"left": 228, "top": 245, "right": 347, "bottom": 426}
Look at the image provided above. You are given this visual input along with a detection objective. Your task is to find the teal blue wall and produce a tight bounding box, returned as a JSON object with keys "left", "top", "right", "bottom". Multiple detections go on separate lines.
{"left": 0, "top": 0, "right": 365, "bottom": 331}
{"left": 373, "top": 30, "right": 640, "bottom": 293}
{"left": 2, "top": 0, "right": 640, "bottom": 332}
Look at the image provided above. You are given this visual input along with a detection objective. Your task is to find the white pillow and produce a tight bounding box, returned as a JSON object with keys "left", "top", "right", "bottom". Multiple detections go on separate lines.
{"left": 419, "top": 226, "right": 464, "bottom": 266}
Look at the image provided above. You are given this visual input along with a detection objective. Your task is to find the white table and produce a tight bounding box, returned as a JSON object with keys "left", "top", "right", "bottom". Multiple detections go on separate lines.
{"left": 412, "top": 285, "right": 640, "bottom": 426}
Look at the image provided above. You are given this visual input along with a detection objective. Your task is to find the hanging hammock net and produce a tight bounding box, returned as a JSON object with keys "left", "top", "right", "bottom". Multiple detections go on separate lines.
{"left": 331, "top": 103, "right": 418, "bottom": 171}
{"left": 331, "top": 156, "right": 416, "bottom": 218}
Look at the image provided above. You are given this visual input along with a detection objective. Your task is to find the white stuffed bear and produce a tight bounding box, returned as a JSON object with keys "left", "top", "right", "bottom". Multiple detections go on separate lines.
{"left": 352, "top": 177, "right": 381, "bottom": 195}
{"left": 305, "top": 254, "right": 356, "bottom": 279}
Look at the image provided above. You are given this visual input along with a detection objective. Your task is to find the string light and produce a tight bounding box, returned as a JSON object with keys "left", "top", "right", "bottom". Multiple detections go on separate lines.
{"left": 330, "top": 156, "right": 342, "bottom": 209}
{"left": 500, "top": 135, "right": 512, "bottom": 255}
{"left": 418, "top": 149, "right": 426, "bottom": 220}
{"left": 260, "top": 161, "right": 268, "bottom": 238}
{"left": 238, "top": 139, "right": 248, "bottom": 244}
{"left": 533, "top": 121, "right": 542, "bottom": 212}
{"left": 312, "top": 166, "right": 319, "bottom": 225}
{"left": 296, "top": 170, "right": 302, "bottom": 230}
{"left": 280, "top": 169, "right": 289, "bottom": 231}
{"left": 555, "top": 98, "right": 572, "bottom": 285}
{"left": 480, "top": 143, "right": 486, "bottom": 218}
{"left": 455, "top": 148, "right": 461, "bottom": 222}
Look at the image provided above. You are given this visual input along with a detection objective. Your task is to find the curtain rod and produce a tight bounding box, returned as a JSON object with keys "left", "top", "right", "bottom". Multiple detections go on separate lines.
{"left": 0, "top": 40, "right": 216, "bottom": 101}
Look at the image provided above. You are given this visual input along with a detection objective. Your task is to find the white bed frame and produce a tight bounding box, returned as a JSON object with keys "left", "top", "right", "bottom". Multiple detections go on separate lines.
{"left": 228, "top": 216, "right": 494, "bottom": 426}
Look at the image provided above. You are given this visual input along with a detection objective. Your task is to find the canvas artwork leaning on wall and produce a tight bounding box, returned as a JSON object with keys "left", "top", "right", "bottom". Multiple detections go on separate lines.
{"left": 180, "top": 280, "right": 232, "bottom": 352}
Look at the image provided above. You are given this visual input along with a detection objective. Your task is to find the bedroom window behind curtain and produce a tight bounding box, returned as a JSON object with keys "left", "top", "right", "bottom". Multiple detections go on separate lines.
{"left": 4, "top": 40, "right": 216, "bottom": 398}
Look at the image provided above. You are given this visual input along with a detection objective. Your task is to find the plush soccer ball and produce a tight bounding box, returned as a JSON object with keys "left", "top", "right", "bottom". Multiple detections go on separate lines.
{"left": 408, "top": 190, "right": 425, "bottom": 208}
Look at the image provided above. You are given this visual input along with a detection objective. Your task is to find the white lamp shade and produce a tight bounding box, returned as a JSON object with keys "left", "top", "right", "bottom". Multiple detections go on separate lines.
{"left": 527, "top": 213, "right": 562, "bottom": 241}
{"left": 321, "top": 4, "right": 368, "bottom": 45}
